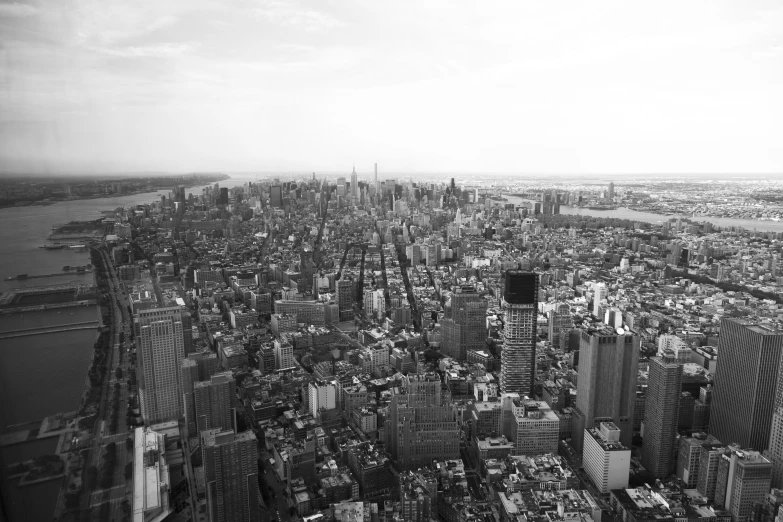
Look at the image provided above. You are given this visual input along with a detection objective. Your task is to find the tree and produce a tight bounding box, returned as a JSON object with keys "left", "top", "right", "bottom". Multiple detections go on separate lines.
{"left": 115, "top": 367, "right": 123, "bottom": 379}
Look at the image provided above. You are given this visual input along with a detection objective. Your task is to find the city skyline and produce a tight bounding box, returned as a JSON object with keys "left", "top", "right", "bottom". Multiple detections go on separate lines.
{"left": 2, "top": 1, "right": 782, "bottom": 175}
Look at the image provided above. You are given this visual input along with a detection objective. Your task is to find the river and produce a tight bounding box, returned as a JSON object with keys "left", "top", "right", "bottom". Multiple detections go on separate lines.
{"left": 502, "top": 195, "right": 783, "bottom": 233}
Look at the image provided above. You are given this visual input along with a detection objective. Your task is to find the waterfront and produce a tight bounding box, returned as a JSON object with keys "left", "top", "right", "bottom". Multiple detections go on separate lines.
{"left": 3, "top": 475, "right": 62, "bottom": 522}
{"left": 0, "top": 327, "right": 97, "bottom": 429}
{"left": 503, "top": 195, "right": 783, "bottom": 233}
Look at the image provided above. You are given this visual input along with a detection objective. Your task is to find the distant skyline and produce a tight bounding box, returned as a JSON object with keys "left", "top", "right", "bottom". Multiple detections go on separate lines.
{"left": 1, "top": 0, "right": 782, "bottom": 175}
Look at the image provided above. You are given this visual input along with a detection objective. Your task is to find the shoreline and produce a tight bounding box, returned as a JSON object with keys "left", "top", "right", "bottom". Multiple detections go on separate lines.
{"left": 0, "top": 174, "right": 231, "bottom": 210}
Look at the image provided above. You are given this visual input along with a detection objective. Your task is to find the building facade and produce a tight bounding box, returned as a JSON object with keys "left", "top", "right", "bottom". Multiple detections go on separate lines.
{"left": 135, "top": 305, "right": 187, "bottom": 424}
{"left": 710, "top": 319, "right": 783, "bottom": 451}
{"left": 387, "top": 374, "right": 460, "bottom": 471}
{"left": 202, "top": 429, "right": 260, "bottom": 522}
{"left": 583, "top": 422, "right": 631, "bottom": 494}
{"left": 500, "top": 271, "right": 539, "bottom": 396}
{"left": 642, "top": 351, "right": 683, "bottom": 478}
{"left": 573, "top": 325, "right": 640, "bottom": 452}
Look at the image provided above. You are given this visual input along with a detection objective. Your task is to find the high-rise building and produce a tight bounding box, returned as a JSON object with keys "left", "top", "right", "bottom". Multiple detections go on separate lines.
{"left": 713, "top": 447, "right": 772, "bottom": 522}
{"left": 767, "top": 408, "right": 783, "bottom": 488}
{"left": 582, "top": 422, "right": 631, "bottom": 494}
{"left": 270, "top": 185, "right": 283, "bottom": 208}
{"left": 309, "top": 378, "right": 338, "bottom": 418}
{"left": 202, "top": 429, "right": 259, "bottom": 522}
{"left": 573, "top": 324, "right": 640, "bottom": 452}
{"left": 193, "top": 372, "right": 237, "bottom": 435}
{"left": 500, "top": 271, "right": 539, "bottom": 396}
{"left": 135, "top": 306, "right": 187, "bottom": 424}
{"left": 348, "top": 441, "right": 393, "bottom": 500}
{"left": 181, "top": 352, "right": 221, "bottom": 435}
{"left": 697, "top": 442, "right": 729, "bottom": 501}
{"left": 274, "top": 338, "right": 295, "bottom": 370}
{"left": 677, "top": 433, "right": 712, "bottom": 488}
{"left": 642, "top": 350, "right": 683, "bottom": 478}
{"left": 387, "top": 374, "right": 460, "bottom": 471}
{"left": 336, "top": 277, "right": 355, "bottom": 322}
{"left": 351, "top": 166, "right": 359, "bottom": 200}
{"left": 592, "top": 282, "right": 608, "bottom": 318}
{"left": 710, "top": 319, "right": 783, "bottom": 450}
{"left": 498, "top": 394, "right": 560, "bottom": 455}
{"left": 608, "top": 182, "right": 615, "bottom": 199}
{"left": 441, "top": 285, "right": 487, "bottom": 360}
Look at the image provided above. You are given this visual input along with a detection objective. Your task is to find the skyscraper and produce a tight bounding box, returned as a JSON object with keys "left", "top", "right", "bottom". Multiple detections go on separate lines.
{"left": 713, "top": 447, "right": 772, "bottom": 522}
{"left": 387, "top": 373, "right": 460, "bottom": 471}
{"left": 642, "top": 350, "right": 683, "bottom": 478}
{"left": 500, "top": 271, "right": 539, "bottom": 396}
{"left": 181, "top": 352, "right": 221, "bottom": 435}
{"left": 336, "top": 277, "right": 355, "bottom": 322}
{"left": 193, "top": 372, "right": 237, "bottom": 435}
{"left": 135, "top": 305, "right": 187, "bottom": 424}
{"left": 270, "top": 185, "right": 283, "bottom": 208}
{"left": 710, "top": 319, "right": 783, "bottom": 450}
{"left": 608, "top": 182, "right": 615, "bottom": 199}
{"left": 767, "top": 407, "right": 783, "bottom": 488}
{"left": 202, "top": 429, "right": 260, "bottom": 522}
{"left": 351, "top": 165, "right": 359, "bottom": 200}
{"left": 573, "top": 324, "right": 640, "bottom": 452}
{"left": 441, "top": 285, "right": 487, "bottom": 360}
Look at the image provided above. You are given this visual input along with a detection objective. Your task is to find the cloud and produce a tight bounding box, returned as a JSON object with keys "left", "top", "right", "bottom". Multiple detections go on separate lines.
{"left": 91, "top": 42, "right": 197, "bottom": 58}
{"left": 253, "top": 0, "right": 343, "bottom": 32}
{"left": 0, "top": 2, "right": 38, "bottom": 18}
{"left": 147, "top": 15, "right": 179, "bottom": 33}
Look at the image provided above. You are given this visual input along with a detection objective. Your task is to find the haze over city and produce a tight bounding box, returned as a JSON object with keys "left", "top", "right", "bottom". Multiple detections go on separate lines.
{"left": 1, "top": 0, "right": 783, "bottom": 175}
{"left": 5, "top": 3, "right": 783, "bottom": 522}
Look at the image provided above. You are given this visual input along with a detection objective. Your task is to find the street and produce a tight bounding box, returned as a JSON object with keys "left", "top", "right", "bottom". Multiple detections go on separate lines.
{"left": 258, "top": 450, "right": 291, "bottom": 522}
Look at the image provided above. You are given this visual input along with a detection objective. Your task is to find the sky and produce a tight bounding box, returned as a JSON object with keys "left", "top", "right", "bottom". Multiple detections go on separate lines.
{"left": 0, "top": 0, "right": 782, "bottom": 176}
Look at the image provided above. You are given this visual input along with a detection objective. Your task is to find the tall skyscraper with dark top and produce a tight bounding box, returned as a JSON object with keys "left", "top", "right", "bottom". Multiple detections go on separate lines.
{"left": 202, "top": 429, "right": 259, "bottom": 522}
{"left": 710, "top": 319, "right": 783, "bottom": 450}
{"left": 642, "top": 350, "right": 683, "bottom": 478}
{"left": 572, "top": 324, "right": 640, "bottom": 452}
{"left": 500, "top": 271, "right": 539, "bottom": 396}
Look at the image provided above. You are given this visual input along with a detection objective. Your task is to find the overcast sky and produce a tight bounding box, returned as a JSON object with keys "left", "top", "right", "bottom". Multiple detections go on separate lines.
{"left": 1, "top": 0, "right": 781, "bottom": 176}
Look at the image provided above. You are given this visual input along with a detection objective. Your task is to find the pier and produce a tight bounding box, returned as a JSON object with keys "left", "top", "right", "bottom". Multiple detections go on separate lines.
{"left": 0, "top": 321, "right": 102, "bottom": 339}
{"left": 4, "top": 270, "right": 92, "bottom": 282}
{"left": 0, "top": 299, "right": 97, "bottom": 315}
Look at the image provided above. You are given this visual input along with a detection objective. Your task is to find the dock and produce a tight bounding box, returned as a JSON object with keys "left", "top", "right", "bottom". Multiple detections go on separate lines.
{"left": 0, "top": 321, "right": 102, "bottom": 339}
